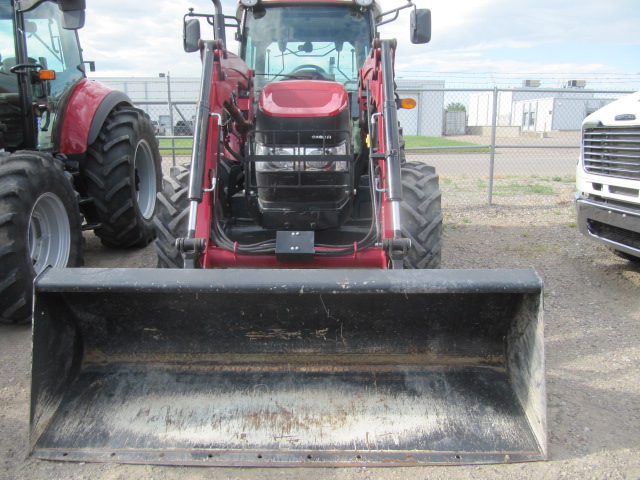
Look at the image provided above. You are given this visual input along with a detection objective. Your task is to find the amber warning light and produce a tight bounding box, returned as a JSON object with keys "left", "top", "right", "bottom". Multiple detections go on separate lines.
{"left": 39, "top": 70, "right": 56, "bottom": 81}
{"left": 398, "top": 97, "right": 417, "bottom": 109}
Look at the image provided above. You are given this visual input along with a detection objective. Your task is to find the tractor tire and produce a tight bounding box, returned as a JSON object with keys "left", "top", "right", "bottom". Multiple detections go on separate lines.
{"left": 400, "top": 161, "right": 442, "bottom": 269}
{"left": 399, "top": 125, "right": 406, "bottom": 163}
{"left": 83, "top": 105, "right": 162, "bottom": 248}
{"left": 153, "top": 164, "right": 190, "bottom": 268}
{"left": 0, "top": 152, "right": 83, "bottom": 324}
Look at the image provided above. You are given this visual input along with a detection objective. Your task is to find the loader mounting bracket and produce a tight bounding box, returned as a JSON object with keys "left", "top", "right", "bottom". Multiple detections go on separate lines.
{"left": 275, "top": 231, "right": 315, "bottom": 262}
{"left": 383, "top": 237, "right": 411, "bottom": 269}
{"left": 176, "top": 237, "right": 206, "bottom": 268}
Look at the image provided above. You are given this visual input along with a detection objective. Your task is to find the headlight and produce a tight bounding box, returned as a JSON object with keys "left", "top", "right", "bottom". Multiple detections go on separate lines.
{"left": 255, "top": 145, "right": 294, "bottom": 171}
{"left": 255, "top": 142, "right": 348, "bottom": 172}
{"left": 306, "top": 142, "right": 348, "bottom": 171}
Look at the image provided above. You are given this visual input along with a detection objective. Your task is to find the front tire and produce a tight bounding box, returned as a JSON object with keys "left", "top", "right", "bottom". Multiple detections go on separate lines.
{"left": 400, "top": 161, "right": 443, "bottom": 269}
{"left": 0, "top": 152, "right": 83, "bottom": 324}
{"left": 83, "top": 105, "right": 162, "bottom": 248}
{"left": 153, "top": 165, "right": 190, "bottom": 268}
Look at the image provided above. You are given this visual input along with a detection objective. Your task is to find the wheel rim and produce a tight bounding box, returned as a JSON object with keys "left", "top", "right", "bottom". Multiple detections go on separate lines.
{"left": 134, "top": 139, "right": 157, "bottom": 220}
{"left": 29, "top": 193, "right": 71, "bottom": 274}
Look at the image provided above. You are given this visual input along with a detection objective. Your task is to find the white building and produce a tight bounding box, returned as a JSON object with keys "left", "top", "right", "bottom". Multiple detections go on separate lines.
{"left": 512, "top": 96, "right": 614, "bottom": 132}
{"left": 396, "top": 81, "right": 445, "bottom": 137}
{"left": 467, "top": 82, "right": 616, "bottom": 132}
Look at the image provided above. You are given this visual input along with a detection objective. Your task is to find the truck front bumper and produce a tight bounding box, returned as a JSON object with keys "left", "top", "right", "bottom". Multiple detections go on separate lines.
{"left": 575, "top": 193, "right": 640, "bottom": 259}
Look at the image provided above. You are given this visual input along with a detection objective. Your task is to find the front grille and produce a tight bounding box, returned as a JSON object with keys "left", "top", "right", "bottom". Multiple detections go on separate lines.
{"left": 588, "top": 219, "right": 640, "bottom": 250}
{"left": 583, "top": 125, "right": 640, "bottom": 180}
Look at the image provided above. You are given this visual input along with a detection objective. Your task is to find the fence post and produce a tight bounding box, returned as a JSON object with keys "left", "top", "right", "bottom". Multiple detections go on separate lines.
{"left": 488, "top": 87, "right": 498, "bottom": 205}
{"left": 166, "top": 72, "right": 176, "bottom": 166}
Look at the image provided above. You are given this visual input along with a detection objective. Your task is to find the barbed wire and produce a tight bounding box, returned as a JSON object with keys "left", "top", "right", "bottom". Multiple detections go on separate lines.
{"left": 394, "top": 72, "right": 640, "bottom": 89}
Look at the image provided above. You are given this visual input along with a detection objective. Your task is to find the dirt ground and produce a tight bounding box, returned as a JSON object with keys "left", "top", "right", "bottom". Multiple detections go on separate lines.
{"left": 1, "top": 175, "right": 639, "bottom": 480}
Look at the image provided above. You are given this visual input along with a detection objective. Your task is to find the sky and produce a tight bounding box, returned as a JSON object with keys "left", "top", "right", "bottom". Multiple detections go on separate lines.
{"left": 80, "top": 0, "right": 640, "bottom": 90}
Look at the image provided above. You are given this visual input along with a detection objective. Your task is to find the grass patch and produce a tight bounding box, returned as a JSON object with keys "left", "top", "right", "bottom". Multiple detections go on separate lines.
{"left": 532, "top": 174, "right": 576, "bottom": 183}
{"left": 405, "top": 135, "right": 489, "bottom": 152}
{"left": 159, "top": 138, "right": 193, "bottom": 155}
{"left": 511, "top": 242, "right": 560, "bottom": 257}
{"left": 493, "top": 182, "right": 557, "bottom": 197}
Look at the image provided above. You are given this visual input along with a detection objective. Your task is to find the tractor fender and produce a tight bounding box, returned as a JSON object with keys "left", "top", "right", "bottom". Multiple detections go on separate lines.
{"left": 58, "top": 78, "right": 133, "bottom": 155}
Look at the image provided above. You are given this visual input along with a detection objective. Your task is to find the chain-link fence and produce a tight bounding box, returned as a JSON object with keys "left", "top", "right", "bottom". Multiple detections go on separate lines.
{"left": 94, "top": 76, "right": 634, "bottom": 204}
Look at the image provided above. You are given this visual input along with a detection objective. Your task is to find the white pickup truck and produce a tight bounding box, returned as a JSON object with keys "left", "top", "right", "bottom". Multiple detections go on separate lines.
{"left": 575, "top": 92, "right": 640, "bottom": 261}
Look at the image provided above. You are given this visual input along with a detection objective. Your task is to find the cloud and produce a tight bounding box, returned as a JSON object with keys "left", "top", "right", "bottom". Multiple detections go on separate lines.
{"left": 82, "top": 0, "right": 208, "bottom": 76}
{"left": 77, "top": 0, "right": 640, "bottom": 87}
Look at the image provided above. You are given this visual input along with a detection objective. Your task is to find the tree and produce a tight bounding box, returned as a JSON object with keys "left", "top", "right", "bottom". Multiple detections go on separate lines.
{"left": 445, "top": 102, "right": 466, "bottom": 112}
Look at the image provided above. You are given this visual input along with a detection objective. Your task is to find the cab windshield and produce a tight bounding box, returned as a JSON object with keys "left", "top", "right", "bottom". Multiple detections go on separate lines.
{"left": 242, "top": 5, "right": 372, "bottom": 91}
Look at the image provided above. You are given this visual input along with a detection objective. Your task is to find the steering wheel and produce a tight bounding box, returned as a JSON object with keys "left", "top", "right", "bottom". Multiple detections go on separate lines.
{"left": 289, "top": 64, "right": 329, "bottom": 79}
{"left": 9, "top": 63, "right": 43, "bottom": 74}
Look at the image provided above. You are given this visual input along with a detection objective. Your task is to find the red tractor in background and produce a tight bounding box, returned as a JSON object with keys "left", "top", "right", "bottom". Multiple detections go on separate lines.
{"left": 0, "top": 0, "right": 162, "bottom": 324}
{"left": 29, "top": 0, "right": 546, "bottom": 467}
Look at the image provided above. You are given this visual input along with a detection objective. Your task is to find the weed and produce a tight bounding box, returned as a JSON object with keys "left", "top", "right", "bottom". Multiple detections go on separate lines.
{"left": 510, "top": 241, "right": 560, "bottom": 258}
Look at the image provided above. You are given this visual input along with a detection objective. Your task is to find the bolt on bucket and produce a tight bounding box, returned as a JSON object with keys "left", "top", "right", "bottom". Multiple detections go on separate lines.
{"left": 30, "top": 267, "right": 545, "bottom": 466}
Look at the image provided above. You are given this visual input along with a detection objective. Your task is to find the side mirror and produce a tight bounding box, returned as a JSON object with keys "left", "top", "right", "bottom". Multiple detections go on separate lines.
{"left": 410, "top": 9, "right": 431, "bottom": 44}
{"left": 58, "top": 0, "right": 86, "bottom": 30}
{"left": 60, "top": 10, "right": 85, "bottom": 30}
{"left": 183, "top": 18, "right": 201, "bottom": 53}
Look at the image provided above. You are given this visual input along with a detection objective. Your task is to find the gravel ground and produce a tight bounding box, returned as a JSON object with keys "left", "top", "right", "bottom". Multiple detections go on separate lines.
{"left": 1, "top": 174, "right": 639, "bottom": 480}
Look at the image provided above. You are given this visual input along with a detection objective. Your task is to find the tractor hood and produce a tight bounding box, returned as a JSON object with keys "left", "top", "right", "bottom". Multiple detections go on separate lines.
{"left": 259, "top": 81, "right": 348, "bottom": 118}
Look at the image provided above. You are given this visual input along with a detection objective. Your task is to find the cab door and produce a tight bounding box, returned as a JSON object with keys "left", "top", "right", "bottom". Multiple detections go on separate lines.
{"left": 0, "top": 3, "right": 26, "bottom": 150}
{"left": 14, "top": 1, "right": 84, "bottom": 151}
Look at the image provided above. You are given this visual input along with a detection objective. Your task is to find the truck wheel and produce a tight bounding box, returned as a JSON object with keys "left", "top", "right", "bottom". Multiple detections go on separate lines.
{"left": 153, "top": 165, "right": 190, "bottom": 268}
{"left": 83, "top": 105, "right": 162, "bottom": 248}
{"left": 610, "top": 248, "right": 640, "bottom": 264}
{"left": 0, "top": 152, "right": 83, "bottom": 324}
{"left": 400, "top": 161, "right": 442, "bottom": 269}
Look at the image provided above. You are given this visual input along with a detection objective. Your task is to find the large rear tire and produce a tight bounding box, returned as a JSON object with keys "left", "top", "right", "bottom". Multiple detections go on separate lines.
{"left": 400, "top": 161, "right": 443, "bottom": 269}
{"left": 83, "top": 105, "right": 162, "bottom": 248}
{"left": 0, "top": 152, "right": 83, "bottom": 324}
{"left": 153, "top": 165, "right": 190, "bottom": 268}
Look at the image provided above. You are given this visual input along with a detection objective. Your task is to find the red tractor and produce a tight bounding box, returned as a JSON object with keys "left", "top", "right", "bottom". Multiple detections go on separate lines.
{"left": 29, "top": 0, "right": 546, "bottom": 467}
{"left": 0, "top": 0, "right": 162, "bottom": 324}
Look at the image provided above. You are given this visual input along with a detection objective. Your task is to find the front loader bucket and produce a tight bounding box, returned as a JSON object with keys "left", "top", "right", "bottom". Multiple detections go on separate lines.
{"left": 31, "top": 268, "right": 545, "bottom": 466}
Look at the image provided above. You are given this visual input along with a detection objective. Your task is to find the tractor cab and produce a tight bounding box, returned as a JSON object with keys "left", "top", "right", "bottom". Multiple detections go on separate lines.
{"left": 239, "top": 1, "right": 375, "bottom": 92}
{"left": 0, "top": 0, "right": 87, "bottom": 152}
